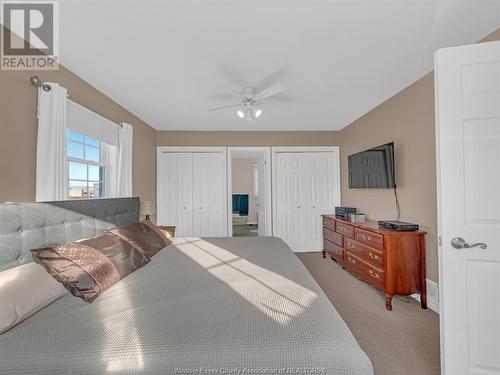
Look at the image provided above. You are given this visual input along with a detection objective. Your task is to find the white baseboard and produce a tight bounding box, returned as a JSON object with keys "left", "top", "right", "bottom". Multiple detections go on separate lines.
{"left": 411, "top": 278, "right": 439, "bottom": 313}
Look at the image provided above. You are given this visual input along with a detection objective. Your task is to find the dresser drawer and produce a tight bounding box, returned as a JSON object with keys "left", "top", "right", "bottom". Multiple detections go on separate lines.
{"left": 323, "top": 216, "right": 336, "bottom": 231}
{"left": 323, "top": 227, "right": 343, "bottom": 247}
{"left": 345, "top": 238, "right": 384, "bottom": 269}
{"left": 354, "top": 228, "right": 383, "bottom": 250}
{"left": 345, "top": 251, "right": 385, "bottom": 289}
{"left": 336, "top": 222, "right": 354, "bottom": 238}
{"left": 324, "top": 239, "right": 343, "bottom": 263}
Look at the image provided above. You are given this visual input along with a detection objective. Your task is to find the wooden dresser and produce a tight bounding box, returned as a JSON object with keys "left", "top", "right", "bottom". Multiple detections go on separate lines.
{"left": 322, "top": 215, "right": 427, "bottom": 311}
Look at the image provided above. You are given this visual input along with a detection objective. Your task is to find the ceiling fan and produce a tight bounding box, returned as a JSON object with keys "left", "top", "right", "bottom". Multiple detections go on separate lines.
{"left": 208, "top": 81, "right": 286, "bottom": 121}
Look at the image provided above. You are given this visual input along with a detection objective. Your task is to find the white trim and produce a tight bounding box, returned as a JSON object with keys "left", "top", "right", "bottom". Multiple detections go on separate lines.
{"left": 227, "top": 150, "right": 232, "bottom": 237}
{"left": 272, "top": 146, "right": 340, "bottom": 153}
{"left": 434, "top": 48, "right": 446, "bottom": 374}
{"left": 411, "top": 278, "right": 440, "bottom": 314}
{"left": 156, "top": 146, "right": 228, "bottom": 236}
{"left": 157, "top": 146, "right": 226, "bottom": 153}
{"left": 227, "top": 147, "right": 272, "bottom": 237}
{"left": 271, "top": 146, "right": 341, "bottom": 240}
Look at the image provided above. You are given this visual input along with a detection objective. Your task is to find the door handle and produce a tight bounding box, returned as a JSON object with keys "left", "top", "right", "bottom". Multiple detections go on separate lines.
{"left": 451, "top": 237, "right": 487, "bottom": 250}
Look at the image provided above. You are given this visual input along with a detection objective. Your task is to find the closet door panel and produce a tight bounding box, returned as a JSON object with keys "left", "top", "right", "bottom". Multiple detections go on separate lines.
{"left": 275, "top": 154, "right": 307, "bottom": 251}
{"left": 157, "top": 153, "right": 193, "bottom": 237}
{"left": 192, "top": 153, "right": 226, "bottom": 237}
{"left": 308, "top": 153, "right": 337, "bottom": 250}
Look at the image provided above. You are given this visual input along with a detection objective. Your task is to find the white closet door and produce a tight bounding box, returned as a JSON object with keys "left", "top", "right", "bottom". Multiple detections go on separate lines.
{"left": 157, "top": 153, "right": 193, "bottom": 236}
{"left": 274, "top": 153, "right": 308, "bottom": 251}
{"left": 192, "top": 153, "right": 226, "bottom": 237}
{"left": 307, "top": 153, "right": 338, "bottom": 250}
{"left": 273, "top": 149, "right": 340, "bottom": 252}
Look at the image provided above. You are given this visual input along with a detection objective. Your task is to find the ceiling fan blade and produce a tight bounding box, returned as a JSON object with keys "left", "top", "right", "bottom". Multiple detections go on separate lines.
{"left": 266, "top": 93, "right": 292, "bottom": 102}
{"left": 215, "top": 84, "right": 242, "bottom": 97}
{"left": 207, "top": 92, "right": 241, "bottom": 100}
{"left": 254, "top": 81, "right": 286, "bottom": 101}
{"left": 254, "top": 67, "right": 287, "bottom": 93}
{"left": 218, "top": 67, "right": 246, "bottom": 88}
{"left": 208, "top": 103, "right": 241, "bottom": 112}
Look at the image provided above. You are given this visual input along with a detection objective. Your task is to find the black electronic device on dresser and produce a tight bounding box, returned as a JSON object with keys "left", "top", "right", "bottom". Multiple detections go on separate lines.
{"left": 378, "top": 220, "right": 419, "bottom": 231}
{"left": 335, "top": 206, "right": 357, "bottom": 219}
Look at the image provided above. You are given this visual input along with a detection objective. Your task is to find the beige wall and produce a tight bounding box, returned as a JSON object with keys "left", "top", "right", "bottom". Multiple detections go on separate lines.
{"left": 232, "top": 159, "right": 258, "bottom": 223}
{"left": 0, "top": 62, "right": 157, "bottom": 205}
{"left": 339, "top": 28, "right": 500, "bottom": 283}
{"left": 157, "top": 131, "right": 340, "bottom": 146}
{"left": 339, "top": 73, "right": 439, "bottom": 281}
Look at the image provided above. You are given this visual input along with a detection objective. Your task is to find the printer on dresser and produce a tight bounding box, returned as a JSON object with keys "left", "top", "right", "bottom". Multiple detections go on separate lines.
{"left": 322, "top": 214, "right": 427, "bottom": 311}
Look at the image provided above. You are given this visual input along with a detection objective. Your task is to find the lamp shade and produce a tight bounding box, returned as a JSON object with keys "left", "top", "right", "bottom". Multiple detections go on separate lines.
{"left": 140, "top": 201, "right": 156, "bottom": 216}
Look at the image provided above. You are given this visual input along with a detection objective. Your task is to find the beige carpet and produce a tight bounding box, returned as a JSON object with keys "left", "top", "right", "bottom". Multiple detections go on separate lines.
{"left": 296, "top": 252, "right": 440, "bottom": 375}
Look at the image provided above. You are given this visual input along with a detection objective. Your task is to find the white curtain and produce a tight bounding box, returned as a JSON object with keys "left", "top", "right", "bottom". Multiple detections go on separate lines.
{"left": 35, "top": 83, "right": 68, "bottom": 202}
{"left": 101, "top": 143, "right": 119, "bottom": 198}
{"left": 102, "top": 122, "right": 133, "bottom": 198}
{"left": 117, "top": 123, "right": 133, "bottom": 197}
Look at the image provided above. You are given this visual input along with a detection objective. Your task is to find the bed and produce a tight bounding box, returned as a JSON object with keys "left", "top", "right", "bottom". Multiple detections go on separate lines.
{"left": 0, "top": 198, "right": 373, "bottom": 375}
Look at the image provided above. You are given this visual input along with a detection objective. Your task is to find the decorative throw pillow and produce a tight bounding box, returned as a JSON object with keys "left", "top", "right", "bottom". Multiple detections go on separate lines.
{"left": 79, "top": 232, "right": 151, "bottom": 279}
{"left": 0, "top": 262, "right": 68, "bottom": 333}
{"left": 108, "top": 220, "right": 171, "bottom": 257}
{"left": 31, "top": 232, "right": 150, "bottom": 303}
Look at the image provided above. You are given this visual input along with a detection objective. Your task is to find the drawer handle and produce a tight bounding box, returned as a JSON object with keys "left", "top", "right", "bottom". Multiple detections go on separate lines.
{"left": 369, "top": 269, "right": 380, "bottom": 279}
{"left": 362, "top": 234, "right": 372, "bottom": 241}
{"left": 349, "top": 243, "right": 355, "bottom": 249}
{"left": 348, "top": 256, "right": 356, "bottom": 264}
{"left": 368, "top": 252, "right": 379, "bottom": 259}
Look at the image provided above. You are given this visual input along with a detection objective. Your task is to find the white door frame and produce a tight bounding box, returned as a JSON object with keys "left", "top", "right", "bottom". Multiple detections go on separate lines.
{"left": 156, "top": 146, "right": 228, "bottom": 236}
{"left": 271, "top": 146, "right": 341, "bottom": 242}
{"left": 227, "top": 147, "right": 272, "bottom": 237}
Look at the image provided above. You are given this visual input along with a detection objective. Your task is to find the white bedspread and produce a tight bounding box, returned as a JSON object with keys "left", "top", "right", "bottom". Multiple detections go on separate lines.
{"left": 0, "top": 237, "right": 373, "bottom": 375}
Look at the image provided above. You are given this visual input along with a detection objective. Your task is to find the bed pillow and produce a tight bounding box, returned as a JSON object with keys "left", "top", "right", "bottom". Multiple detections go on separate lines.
{"left": 108, "top": 220, "right": 171, "bottom": 257}
{"left": 0, "top": 262, "right": 68, "bottom": 333}
{"left": 31, "top": 232, "right": 150, "bottom": 303}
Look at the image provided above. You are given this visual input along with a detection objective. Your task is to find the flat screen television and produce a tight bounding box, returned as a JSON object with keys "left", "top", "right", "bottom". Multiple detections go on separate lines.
{"left": 348, "top": 142, "right": 396, "bottom": 189}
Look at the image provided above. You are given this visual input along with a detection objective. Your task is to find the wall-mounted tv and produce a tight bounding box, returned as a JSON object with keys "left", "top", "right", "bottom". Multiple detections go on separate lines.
{"left": 348, "top": 142, "right": 396, "bottom": 189}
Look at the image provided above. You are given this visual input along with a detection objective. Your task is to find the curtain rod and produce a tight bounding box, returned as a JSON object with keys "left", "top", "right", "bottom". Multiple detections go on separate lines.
{"left": 30, "top": 76, "right": 123, "bottom": 128}
{"left": 30, "top": 76, "right": 52, "bottom": 91}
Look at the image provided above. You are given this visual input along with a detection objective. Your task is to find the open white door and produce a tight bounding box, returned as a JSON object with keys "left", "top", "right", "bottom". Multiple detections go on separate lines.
{"left": 435, "top": 40, "right": 500, "bottom": 375}
{"left": 256, "top": 154, "right": 270, "bottom": 236}
{"left": 227, "top": 147, "right": 272, "bottom": 237}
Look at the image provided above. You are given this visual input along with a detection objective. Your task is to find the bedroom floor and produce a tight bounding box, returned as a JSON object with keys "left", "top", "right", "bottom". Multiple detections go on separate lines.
{"left": 232, "top": 224, "right": 258, "bottom": 237}
{"left": 297, "top": 252, "right": 440, "bottom": 375}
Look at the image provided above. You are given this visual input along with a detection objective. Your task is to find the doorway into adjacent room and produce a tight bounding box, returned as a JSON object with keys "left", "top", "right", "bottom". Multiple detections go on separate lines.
{"left": 227, "top": 147, "right": 272, "bottom": 237}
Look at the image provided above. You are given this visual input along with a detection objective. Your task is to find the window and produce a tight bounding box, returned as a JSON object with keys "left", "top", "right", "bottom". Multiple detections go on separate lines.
{"left": 67, "top": 129, "right": 105, "bottom": 198}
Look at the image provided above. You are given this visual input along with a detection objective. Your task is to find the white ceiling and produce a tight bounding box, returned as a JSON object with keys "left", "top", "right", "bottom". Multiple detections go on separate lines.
{"left": 58, "top": 1, "right": 500, "bottom": 131}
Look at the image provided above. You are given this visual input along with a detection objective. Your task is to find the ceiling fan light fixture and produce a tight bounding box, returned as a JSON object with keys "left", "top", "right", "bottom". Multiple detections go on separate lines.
{"left": 237, "top": 110, "right": 245, "bottom": 118}
{"left": 255, "top": 109, "right": 262, "bottom": 118}
{"left": 245, "top": 108, "right": 254, "bottom": 121}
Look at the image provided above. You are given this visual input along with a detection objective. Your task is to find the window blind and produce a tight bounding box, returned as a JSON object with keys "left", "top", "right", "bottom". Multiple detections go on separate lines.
{"left": 67, "top": 100, "right": 120, "bottom": 146}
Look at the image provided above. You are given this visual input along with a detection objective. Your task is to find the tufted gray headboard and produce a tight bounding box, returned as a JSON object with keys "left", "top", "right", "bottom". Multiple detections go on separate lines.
{"left": 0, "top": 197, "right": 140, "bottom": 271}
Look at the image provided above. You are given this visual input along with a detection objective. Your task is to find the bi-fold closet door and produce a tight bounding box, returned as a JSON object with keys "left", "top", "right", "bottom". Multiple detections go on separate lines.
{"left": 273, "top": 149, "right": 340, "bottom": 252}
{"left": 157, "top": 148, "right": 227, "bottom": 237}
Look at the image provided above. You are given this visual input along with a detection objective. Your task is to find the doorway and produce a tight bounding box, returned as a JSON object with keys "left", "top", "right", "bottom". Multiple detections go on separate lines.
{"left": 227, "top": 147, "right": 272, "bottom": 237}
